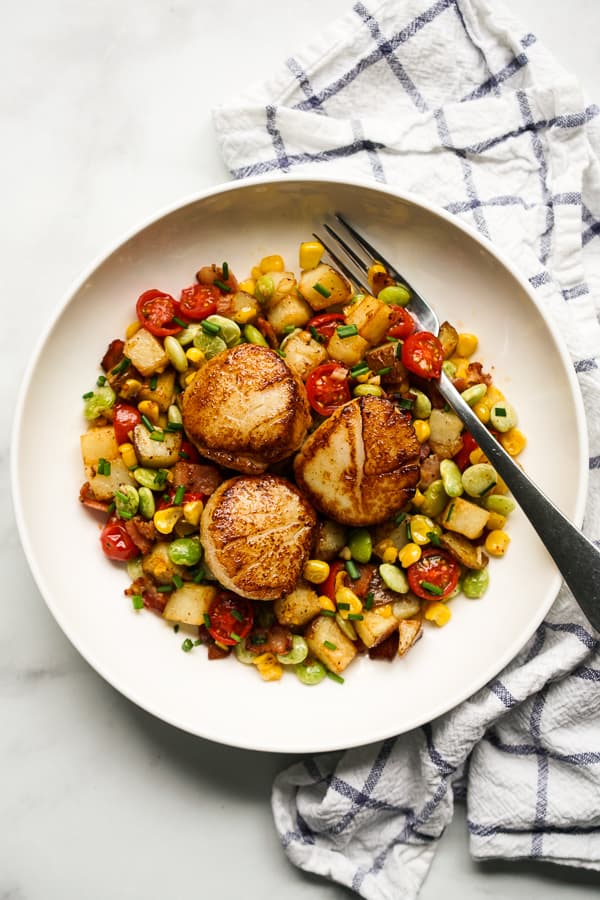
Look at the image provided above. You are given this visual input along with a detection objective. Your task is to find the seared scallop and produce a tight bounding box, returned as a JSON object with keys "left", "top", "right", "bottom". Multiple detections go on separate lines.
{"left": 182, "top": 344, "right": 311, "bottom": 474}
{"left": 293, "top": 396, "right": 420, "bottom": 526}
{"left": 200, "top": 475, "right": 317, "bottom": 600}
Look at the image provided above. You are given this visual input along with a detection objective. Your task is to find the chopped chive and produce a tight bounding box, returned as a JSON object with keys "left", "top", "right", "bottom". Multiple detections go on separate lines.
{"left": 394, "top": 512, "right": 406, "bottom": 525}
{"left": 320, "top": 609, "right": 336, "bottom": 618}
{"left": 203, "top": 613, "right": 211, "bottom": 628}
{"left": 250, "top": 633, "right": 267, "bottom": 645}
{"left": 141, "top": 414, "right": 155, "bottom": 432}
{"left": 313, "top": 282, "right": 331, "bottom": 299}
{"left": 345, "top": 559, "right": 360, "bottom": 580}
{"left": 350, "top": 363, "right": 370, "bottom": 378}
{"left": 131, "top": 594, "right": 144, "bottom": 610}
{"left": 173, "top": 624, "right": 180, "bottom": 633}
{"left": 386, "top": 335, "right": 400, "bottom": 343}
{"left": 282, "top": 324, "right": 296, "bottom": 334}
{"left": 182, "top": 638, "right": 194, "bottom": 652}
{"left": 149, "top": 431, "right": 165, "bottom": 442}
{"left": 347, "top": 613, "right": 364, "bottom": 621}
{"left": 420, "top": 580, "right": 444, "bottom": 596}
{"left": 96, "top": 375, "right": 106, "bottom": 387}
{"left": 446, "top": 502, "right": 455, "bottom": 522}
{"left": 179, "top": 450, "right": 190, "bottom": 460}
{"left": 276, "top": 348, "right": 286, "bottom": 358}
{"left": 323, "top": 640, "right": 337, "bottom": 651}
{"left": 193, "top": 568, "right": 206, "bottom": 584}
{"left": 443, "top": 403, "right": 451, "bottom": 412}
{"left": 111, "top": 357, "right": 130, "bottom": 375}
{"left": 395, "top": 341, "right": 403, "bottom": 358}
{"left": 97, "top": 458, "right": 111, "bottom": 476}
{"left": 213, "top": 279, "right": 231, "bottom": 293}
{"left": 222, "top": 262, "right": 229, "bottom": 280}
{"left": 172, "top": 316, "right": 188, "bottom": 328}
{"left": 114, "top": 489, "right": 128, "bottom": 502}
{"left": 172, "top": 574, "right": 184, "bottom": 590}
{"left": 396, "top": 398, "right": 414, "bottom": 409}
{"left": 154, "top": 471, "right": 167, "bottom": 488}
{"left": 377, "top": 366, "right": 393, "bottom": 376}
{"left": 364, "top": 592, "right": 374, "bottom": 610}
{"left": 107, "top": 502, "right": 115, "bottom": 515}
{"left": 119, "top": 511, "right": 134, "bottom": 520}
{"left": 149, "top": 374, "right": 158, "bottom": 391}
{"left": 336, "top": 324, "right": 359, "bottom": 339}
{"left": 174, "top": 485, "right": 186, "bottom": 505}
{"left": 167, "top": 421, "right": 183, "bottom": 432}
{"left": 82, "top": 391, "right": 94, "bottom": 399}
{"left": 326, "top": 670, "right": 344, "bottom": 684}
{"left": 193, "top": 639, "right": 202, "bottom": 646}
{"left": 102, "top": 459, "right": 111, "bottom": 475}
{"left": 229, "top": 631, "right": 242, "bottom": 643}
{"left": 406, "top": 520, "right": 413, "bottom": 542}
{"left": 337, "top": 602, "right": 351, "bottom": 611}
{"left": 231, "top": 608, "right": 244, "bottom": 622}
{"left": 157, "top": 585, "right": 173, "bottom": 593}
{"left": 495, "top": 407, "right": 507, "bottom": 417}
{"left": 202, "top": 320, "right": 221, "bottom": 335}
{"left": 478, "top": 482, "right": 496, "bottom": 496}
{"left": 309, "top": 326, "right": 325, "bottom": 343}
{"left": 427, "top": 531, "right": 441, "bottom": 547}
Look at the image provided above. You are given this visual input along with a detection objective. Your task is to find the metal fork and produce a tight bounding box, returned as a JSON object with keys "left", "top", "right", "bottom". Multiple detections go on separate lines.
{"left": 317, "top": 214, "right": 600, "bottom": 632}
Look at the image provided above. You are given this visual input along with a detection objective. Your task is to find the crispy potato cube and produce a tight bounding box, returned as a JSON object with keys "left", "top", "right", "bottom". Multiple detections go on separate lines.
{"left": 428, "top": 409, "right": 464, "bottom": 459}
{"left": 326, "top": 331, "right": 369, "bottom": 367}
{"left": 440, "top": 531, "right": 488, "bottom": 570}
{"left": 132, "top": 423, "right": 182, "bottom": 468}
{"left": 138, "top": 370, "right": 176, "bottom": 412}
{"left": 314, "top": 519, "right": 347, "bottom": 561}
{"left": 345, "top": 295, "right": 394, "bottom": 345}
{"left": 267, "top": 293, "right": 312, "bottom": 335}
{"left": 305, "top": 615, "right": 357, "bottom": 674}
{"left": 162, "top": 583, "right": 218, "bottom": 625}
{"left": 354, "top": 608, "right": 400, "bottom": 648}
{"left": 438, "top": 321, "right": 459, "bottom": 359}
{"left": 398, "top": 618, "right": 423, "bottom": 656}
{"left": 86, "top": 457, "right": 135, "bottom": 501}
{"left": 124, "top": 327, "right": 169, "bottom": 376}
{"left": 142, "top": 541, "right": 185, "bottom": 585}
{"left": 440, "top": 497, "right": 490, "bottom": 540}
{"left": 80, "top": 426, "right": 119, "bottom": 466}
{"left": 280, "top": 330, "right": 328, "bottom": 380}
{"left": 274, "top": 580, "right": 322, "bottom": 627}
{"left": 298, "top": 264, "right": 352, "bottom": 310}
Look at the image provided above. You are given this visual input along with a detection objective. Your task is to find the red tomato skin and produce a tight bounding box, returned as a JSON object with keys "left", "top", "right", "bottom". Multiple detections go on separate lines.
{"left": 207, "top": 593, "right": 254, "bottom": 646}
{"left": 453, "top": 431, "right": 479, "bottom": 471}
{"left": 401, "top": 331, "right": 444, "bottom": 380}
{"left": 307, "top": 313, "right": 345, "bottom": 342}
{"left": 100, "top": 520, "right": 139, "bottom": 561}
{"left": 179, "top": 440, "right": 200, "bottom": 463}
{"left": 179, "top": 284, "right": 219, "bottom": 321}
{"left": 388, "top": 306, "right": 415, "bottom": 340}
{"left": 113, "top": 403, "right": 142, "bottom": 445}
{"left": 322, "top": 560, "right": 345, "bottom": 601}
{"left": 306, "top": 362, "right": 351, "bottom": 416}
{"left": 136, "top": 289, "right": 182, "bottom": 337}
{"left": 406, "top": 549, "right": 460, "bottom": 600}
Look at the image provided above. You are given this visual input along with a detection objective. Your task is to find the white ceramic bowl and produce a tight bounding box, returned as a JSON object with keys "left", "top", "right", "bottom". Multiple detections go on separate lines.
{"left": 12, "top": 176, "right": 587, "bottom": 753}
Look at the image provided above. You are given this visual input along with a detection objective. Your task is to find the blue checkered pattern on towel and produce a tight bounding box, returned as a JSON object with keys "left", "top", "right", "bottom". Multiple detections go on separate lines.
{"left": 213, "top": 1, "right": 600, "bottom": 896}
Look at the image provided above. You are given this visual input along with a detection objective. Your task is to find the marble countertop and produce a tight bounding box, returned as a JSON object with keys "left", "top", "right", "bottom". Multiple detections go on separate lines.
{"left": 3, "top": 1, "right": 599, "bottom": 897}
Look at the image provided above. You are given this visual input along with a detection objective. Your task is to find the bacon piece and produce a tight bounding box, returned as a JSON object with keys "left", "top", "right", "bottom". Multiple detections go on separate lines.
{"left": 124, "top": 516, "right": 156, "bottom": 555}
{"left": 79, "top": 481, "right": 110, "bottom": 512}
{"left": 452, "top": 362, "right": 492, "bottom": 393}
{"left": 125, "top": 576, "right": 168, "bottom": 613}
{"left": 101, "top": 339, "right": 125, "bottom": 373}
{"left": 208, "top": 642, "right": 231, "bottom": 660}
{"left": 419, "top": 453, "right": 441, "bottom": 489}
{"left": 245, "top": 624, "right": 293, "bottom": 656}
{"left": 171, "top": 461, "right": 221, "bottom": 496}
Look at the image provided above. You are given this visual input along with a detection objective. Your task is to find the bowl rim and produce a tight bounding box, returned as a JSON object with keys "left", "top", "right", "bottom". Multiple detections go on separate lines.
{"left": 11, "top": 173, "right": 589, "bottom": 751}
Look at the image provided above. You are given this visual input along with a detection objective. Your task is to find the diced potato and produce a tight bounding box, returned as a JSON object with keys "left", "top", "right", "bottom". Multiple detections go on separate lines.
{"left": 267, "top": 293, "right": 312, "bottom": 335}
{"left": 354, "top": 608, "right": 400, "bottom": 648}
{"left": 345, "top": 295, "right": 394, "bottom": 345}
{"left": 138, "top": 370, "right": 176, "bottom": 412}
{"left": 87, "top": 457, "right": 135, "bottom": 501}
{"left": 124, "top": 327, "right": 169, "bottom": 376}
{"left": 280, "top": 330, "right": 327, "bottom": 380}
{"left": 398, "top": 618, "right": 423, "bottom": 656}
{"left": 313, "top": 519, "right": 347, "bottom": 561}
{"left": 228, "top": 291, "right": 260, "bottom": 322}
{"left": 392, "top": 597, "right": 421, "bottom": 619}
{"left": 326, "top": 331, "right": 369, "bottom": 367}
{"left": 142, "top": 541, "right": 185, "bottom": 585}
{"left": 274, "top": 580, "right": 322, "bottom": 627}
{"left": 298, "top": 264, "right": 352, "bottom": 310}
{"left": 162, "top": 583, "right": 217, "bottom": 625}
{"left": 305, "top": 615, "right": 357, "bottom": 673}
{"left": 438, "top": 321, "right": 459, "bottom": 359}
{"left": 80, "top": 426, "right": 119, "bottom": 466}
{"left": 440, "top": 497, "right": 490, "bottom": 540}
{"left": 265, "top": 271, "right": 298, "bottom": 306}
{"left": 132, "top": 423, "right": 182, "bottom": 468}
{"left": 440, "top": 531, "right": 488, "bottom": 570}
{"left": 428, "top": 409, "right": 464, "bottom": 459}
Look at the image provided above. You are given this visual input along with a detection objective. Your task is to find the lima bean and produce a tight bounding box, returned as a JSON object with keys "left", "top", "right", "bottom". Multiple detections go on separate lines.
{"left": 379, "top": 563, "right": 409, "bottom": 594}
{"left": 295, "top": 660, "right": 327, "bottom": 685}
{"left": 462, "top": 568, "right": 490, "bottom": 599}
{"left": 440, "top": 459, "right": 464, "bottom": 498}
{"left": 411, "top": 389, "right": 432, "bottom": 420}
{"left": 84, "top": 384, "right": 115, "bottom": 421}
{"left": 420, "top": 480, "right": 450, "bottom": 518}
{"left": 243, "top": 323, "right": 269, "bottom": 347}
{"left": 482, "top": 494, "right": 516, "bottom": 516}
{"left": 461, "top": 463, "right": 497, "bottom": 497}
{"left": 277, "top": 635, "right": 309, "bottom": 665}
{"left": 490, "top": 400, "right": 517, "bottom": 432}
{"left": 114, "top": 484, "right": 139, "bottom": 519}
{"left": 461, "top": 383, "right": 487, "bottom": 406}
{"left": 348, "top": 528, "right": 373, "bottom": 563}
{"left": 138, "top": 486, "right": 156, "bottom": 519}
{"left": 168, "top": 538, "right": 202, "bottom": 567}
{"left": 204, "top": 314, "right": 241, "bottom": 347}
{"left": 377, "top": 284, "right": 411, "bottom": 306}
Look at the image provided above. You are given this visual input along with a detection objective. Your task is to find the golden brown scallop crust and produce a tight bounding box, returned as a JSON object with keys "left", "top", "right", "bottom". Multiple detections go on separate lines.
{"left": 293, "top": 396, "right": 420, "bottom": 526}
{"left": 181, "top": 344, "right": 311, "bottom": 474}
{"left": 200, "top": 475, "right": 317, "bottom": 600}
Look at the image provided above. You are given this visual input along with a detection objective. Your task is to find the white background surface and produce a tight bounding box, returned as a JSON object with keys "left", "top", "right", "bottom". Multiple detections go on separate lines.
{"left": 3, "top": 1, "right": 599, "bottom": 898}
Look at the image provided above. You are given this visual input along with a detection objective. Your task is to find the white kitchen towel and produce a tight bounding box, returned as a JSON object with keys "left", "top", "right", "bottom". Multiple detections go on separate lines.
{"left": 213, "top": 1, "right": 600, "bottom": 897}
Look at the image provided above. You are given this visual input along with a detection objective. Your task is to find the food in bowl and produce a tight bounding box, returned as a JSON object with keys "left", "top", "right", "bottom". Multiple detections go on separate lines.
{"left": 79, "top": 241, "right": 525, "bottom": 685}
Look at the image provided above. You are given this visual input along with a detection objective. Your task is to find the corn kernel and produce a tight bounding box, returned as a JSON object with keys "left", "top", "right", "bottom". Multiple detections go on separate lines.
{"left": 356, "top": 371, "right": 372, "bottom": 384}
{"left": 409, "top": 515, "right": 435, "bottom": 545}
{"left": 490, "top": 474, "right": 509, "bottom": 495}
{"left": 487, "top": 512, "right": 507, "bottom": 531}
{"left": 413, "top": 420, "right": 431, "bottom": 443}
{"left": 469, "top": 448, "right": 489, "bottom": 465}
{"left": 398, "top": 542, "right": 422, "bottom": 568}
{"left": 411, "top": 489, "right": 426, "bottom": 509}
{"left": 382, "top": 546, "right": 398, "bottom": 564}
{"left": 483, "top": 385, "right": 505, "bottom": 409}
{"left": 260, "top": 254, "right": 284, "bottom": 273}
{"left": 335, "top": 586, "right": 362, "bottom": 619}
{"left": 186, "top": 347, "right": 205, "bottom": 367}
{"left": 424, "top": 601, "right": 451, "bottom": 626}
{"left": 153, "top": 506, "right": 184, "bottom": 535}
{"left": 299, "top": 240, "right": 324, "bottom": 270}
{"left": 303, "top": 559, "right": 331, "bottom": 584}
{"left": 500, "top": 427, "right": 527, "bottom": 457}
{"left": 185, "top": 370, "right": 199, "bottom": 386}
{"left": 251, "top": 265, "right": 262, "bottom": 280}
{"left": 138, "top": 399, "right": 160, "bottom": 424}
{"left": 125, "top": 321, "right": 140, "bottom": 339}
{"left": 473, "top": 401, "right": 490, "bottom": 424}
{"left": 456, "top": 333, "right": 478, "bottom": 357}
{"left": 485, "top": 529, "right": 511, "bottom": 557}
{"left": 253, "top": 652, "right": 283, "bottom": 681}
{"left": 183, "top": 499, "right": 204, "bottom": 527}
{"left": 339, "top": 546, "right": 352, "bottom": 561}
{"left": 374, "top": 537, "right": 395, "bottom": 558}
{"left": 367, "top": 262, "right": 387, "bottom": 290}
{"left": 449, "top": 356, "right": 469, "bottom": 379}
{"left": 238, "top": 278, "right": 256, "bottom": 295}
{"left": 119, "top": 442, "right": 138, "bottom": 468}
{"left": 120, "top": 378, "right": 143, "bottom": 400}
{"left": 231, "top": 306, "right": 257, "bottom": 325}
{"left": 375, "top": 603, "right": 393, "bottom": 618}
{"left": 318, "top": 595, "right": 336, "bottom": 612}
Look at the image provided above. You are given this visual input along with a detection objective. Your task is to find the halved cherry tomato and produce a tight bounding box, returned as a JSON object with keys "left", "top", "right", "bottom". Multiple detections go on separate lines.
{"left": 406, "top": 548, "right": 460, "bottom": 600}
{"left": 157, "top": 489, "right": 205, "bottom": 510}
{"left": 179, "top": 440, "right": 200, "bottom": 463}
{"left": 113, "top": 403, "right": 142, "bottom": 445}
{"left": 307, "top": 313, "right": 345, "bottom": 343}
{"left": 323, "top": 560, "right": 345, "bottom": 601}
{"left": 207, "top": 593, "right": 254, "bottom": 646}
{"left": 179, "top": 284, "right": 219, "bottom": 321}
{"left": 401, "top": 331, "right": 444, "bottom": 380}
{"left": 136, "top": 289, "right": 182, "bottom": 337}
{"left": 100, "top": 519, "right": 139, "bottom": 561}
{"left": 388, "top": 306, "right": 415, "bottom": 340}
{"left": 453, "top": 431, "right": 479, "bottom": 471}
{"left": 306, "top": 362, "right": 351, "bottom": 416}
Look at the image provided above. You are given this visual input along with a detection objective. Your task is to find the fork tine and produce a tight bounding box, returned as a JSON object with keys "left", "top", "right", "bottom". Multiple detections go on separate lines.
{"left": 335, "top": 213, "right": 407, "bottom": 286}
{"left": 322, "top": 223, "right": 369, "bottom": 275}
{"left": 312, "top": 231, "right": 370, "bottom": 294}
